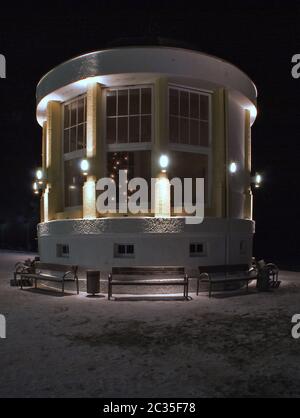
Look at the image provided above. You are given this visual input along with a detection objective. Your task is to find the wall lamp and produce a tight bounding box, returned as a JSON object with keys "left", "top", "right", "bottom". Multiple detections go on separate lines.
{"left": 33, "top": 168, "right": 46, "bottom": 195}
{"left": 159, "top": 155, "right": 169, "bottom": 173}
{"left": 80, "top": 159, "right": 90, "bottom": 177}
{"left": 252, "top": 173, "right": 263, "bottom": 189}
{"left": 229, "top": 162, "right": 238, "bottom": 174}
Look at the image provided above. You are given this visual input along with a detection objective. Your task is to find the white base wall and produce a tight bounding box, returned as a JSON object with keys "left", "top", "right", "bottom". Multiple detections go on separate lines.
{"left": 37, "top": 217, "right": 255, "bottom": 275}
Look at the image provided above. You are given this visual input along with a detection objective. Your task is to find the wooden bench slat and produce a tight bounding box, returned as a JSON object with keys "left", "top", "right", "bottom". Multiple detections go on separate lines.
{"left": 197, "top": 264, "right": 256, "bottom": 298}
{"left": 108, "top": 266, "right": 188, "bottom": 300}
{"left": 20, "top": 263, "right": 79, "bottom": 296}
{"left": 110, "top": 280, "right": 187, "bottom": 286}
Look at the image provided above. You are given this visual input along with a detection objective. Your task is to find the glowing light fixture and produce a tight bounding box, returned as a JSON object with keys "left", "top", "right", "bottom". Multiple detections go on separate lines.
{"left": 253, "top": 173, "right": 263, "bottom": 188}
{"left": 229, "top": 162, "right": 238, "bottom": 174}
{"left": 80, "top": 159, "right": 90, "bottom": 176}
{"left": 33, "top": 182, "right": 39, "bottom": 195}
{"left": 36, "top": 169, "right": 43, "bottom": 181}
{"left": 159, "top": 155, "right": 169, "bottom": 171}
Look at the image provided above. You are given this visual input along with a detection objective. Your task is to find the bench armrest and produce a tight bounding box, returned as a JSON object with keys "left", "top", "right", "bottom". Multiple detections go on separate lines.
{"left": 199, "top": 272, "right": 210, "bottom": 281}
{"left": 63, "top": 271, "right": 75, "bottom": 280}
{"left": 247, "top": 267, "right": 257, "bottom": 277}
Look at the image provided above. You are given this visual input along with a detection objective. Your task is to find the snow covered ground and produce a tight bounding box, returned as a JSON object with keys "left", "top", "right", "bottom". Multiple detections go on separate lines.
{"left": 0, "top": 251, "right": 300, "bottom": 398}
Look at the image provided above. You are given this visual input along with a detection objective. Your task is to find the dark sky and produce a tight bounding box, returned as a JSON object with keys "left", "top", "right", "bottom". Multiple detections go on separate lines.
{"left": 0, "top": 0, "right": 300, "bottom": 262}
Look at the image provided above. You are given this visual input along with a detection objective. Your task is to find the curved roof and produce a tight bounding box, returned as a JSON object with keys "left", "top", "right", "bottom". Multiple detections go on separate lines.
{"left": 36, "top": 46, "right": 257, "bottom": 125}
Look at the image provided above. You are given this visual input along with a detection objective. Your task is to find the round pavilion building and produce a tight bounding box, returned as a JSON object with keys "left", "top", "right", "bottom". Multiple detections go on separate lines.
{"left": 36, "top": 46, "right": 257, "bottom": 274}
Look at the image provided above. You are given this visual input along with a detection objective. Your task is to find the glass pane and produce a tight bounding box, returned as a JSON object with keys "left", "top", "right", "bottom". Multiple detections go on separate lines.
{"left": 107, "top": 91, "right": 117, "bottom": 117}
{"left": 169, "top": 88, "right": 179, "bottom": 116}
{"left": 119, "top": 245, "right": 125, "bottom": 254}
{"left": 77, "top": 98, "right": 85, "bottom": 124}
{"left": 180, "top": 117, "right": 189, "bottom": 144}
{"left": 64, "top": 129, "right": 70, "bottom": 153}
{"left": 118, "top": 90, "right": 128, "bottom": 116}
{"left": 200, "top": 95, "right": 209, "bottom": 121}
{"left": 107, "top": 118, "right": 116, "bottom": 144}
{"left": 129, "top": 116, "right": 140, "bottom": 142}
{"left": 200, "top": 121, "right": 209, "bottom": 146}
{"left": 141, "top": 116, "right": 151, "bottom": 142}
{"left": 169, "top": 116, "right": 179, "bottom": 143}
{"left": 127, "top": 245, "right": 134, "bottom": 254}
{"left": 129, "top": 89, "right": 140, "bottom": 115}
{"left": 83, "top": 122, "right": 87, "bottom": 149}
{"left": 118, "top": 117, "right": 128, "bottom": 143}
{"left": 190, "top": 119, "right": 199, "bottom": 145}
{"left": 141, "top": 88, "right": 151, "bottom": 114}
{"left": 70, "top": 127, "right": 77, "bottom": 151}
{"left": 70, "top": 102, "right": 77, "bottom": 126}
{"left": 190, "top": 93, "right": 199, "bottom": 119}
{"left": 64, "top": 159, "right": 83, "bottom": 208}
{"left": 64, "top": 105, "right": 70, "bottom": 128}
{"left": 77, "top": 124, "right": 85, "bottom": 149}
{"left": 180, "top": 91, "right": 189, "bottom": 117}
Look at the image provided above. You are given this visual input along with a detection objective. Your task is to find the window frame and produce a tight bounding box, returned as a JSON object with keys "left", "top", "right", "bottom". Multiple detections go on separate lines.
{"left": 168, "top": 84, "right": 213, "bottom": 208}
{"left": 114, "top": 243, "right": 136, "bottom": 259}
{"left": 63, "top": 94, "right": 87, "bottom": 154}
{"left": 56, "top": 244, "right": 70, "bottom": 259}
{"left": 189, "top": 242, "right": 207, "bottom": 258}
{"left": 104, "top": 85, "right": 154, "bottom": 152}
{"left": 62, "top": 94, "right": 87, "bottom": 210}
{"left": 168, "top": 84, "right": 212, "bottom": 150}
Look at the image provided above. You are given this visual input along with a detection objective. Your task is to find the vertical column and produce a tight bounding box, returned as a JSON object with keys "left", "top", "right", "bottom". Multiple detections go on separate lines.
{"left": 83, "top": 82, "right": 104, "bottom": 219}
{"left": 40, "top": 122, "right": 47, "bottom": 223}
{"left": 43, "top": 185, "right": 49, "bottom": 223}
{"left": 154, "top": 173, "right": 171, "bottom": 218}
{"left": 151, "top": 77, "right": 169, "bottom": 217}
{"left": 244, "top": 109, "right": 253, "bottom": 219}
{"left": 151, "top": 77, "right": 168, "bottom": 178}
{"left": 211, "top": 88, "right": 227, "bottom": 218}
{"left": 46, "top": 101, "right": 63, "bottom": 221}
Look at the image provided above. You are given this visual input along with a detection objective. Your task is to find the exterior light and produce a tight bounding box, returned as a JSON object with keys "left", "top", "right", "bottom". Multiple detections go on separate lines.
{"left": 255, "top": 174, "right": 262, "bottom": 185}
{"left": 159, "top": 155, "right": 169, "bottom": 170}
{"left": 80, "top": 159, "right": 89, "bottom": 176}
{"left": 33, "top": 182, "right": 39, "bottom": 195}
{"left": 229, "top": 162, "right": 238, "bottom": 174}
{"left": 36, "top": 169, "right": 43, "bottom": 181}
{"left": 252, "top": 173, "right": 263, "bottom": 189}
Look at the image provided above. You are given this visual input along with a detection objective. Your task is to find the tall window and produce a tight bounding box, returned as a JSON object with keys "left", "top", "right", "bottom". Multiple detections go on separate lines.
{"left": 169, "top": 87, "right": 210, "bottom": 147}
{"left": 106, "top": 87, "right": 152, "bottom": 144}
{"left": 63, "top": 95, "right": 87, "bottom": 153}
{"left": 64, "top": 158, "right": 84, "bottom": 208}
{"left": 63, "top": 95, "right": 87, "bottom": 208}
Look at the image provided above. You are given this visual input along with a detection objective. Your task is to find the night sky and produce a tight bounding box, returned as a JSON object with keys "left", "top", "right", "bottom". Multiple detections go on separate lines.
{"left": 0, "top": 0, "right": 299, "bottom": 264}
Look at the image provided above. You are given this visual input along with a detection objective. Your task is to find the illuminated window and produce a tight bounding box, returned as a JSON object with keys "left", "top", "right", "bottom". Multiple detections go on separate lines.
{"left": 106, "top": 151, "right": 152, "bottom": 208}
{"left": 169, "top": 87, "right": 210, "bottom": 147}
{"left": 63, "top": 95, "right": 87, "bottom": 153}
{"left": 106, "top": 87, "right": 152, "bottom": 144}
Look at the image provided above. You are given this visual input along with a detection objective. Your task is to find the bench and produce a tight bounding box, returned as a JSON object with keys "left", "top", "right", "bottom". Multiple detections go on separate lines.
{"left": 108, "top": 266, "right": 189, "bottom": 300}
{"left": 12, "top": 259, "right": 36, "bottom": 287}
{"left": 197, "top": 264, "right": 257, "bottom": 298}
{"left": 20, "top": 262, "right": 79, "bottom": 296}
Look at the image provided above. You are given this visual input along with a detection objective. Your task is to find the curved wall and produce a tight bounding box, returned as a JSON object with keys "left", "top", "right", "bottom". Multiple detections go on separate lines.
{"left": 38, "top": 218, "right": 254, "bottom": 273}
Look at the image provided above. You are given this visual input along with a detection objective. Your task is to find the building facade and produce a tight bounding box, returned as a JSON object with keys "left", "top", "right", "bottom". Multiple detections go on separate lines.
{"left": 36, "top": 47, "right": 257, "bottom": 273}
